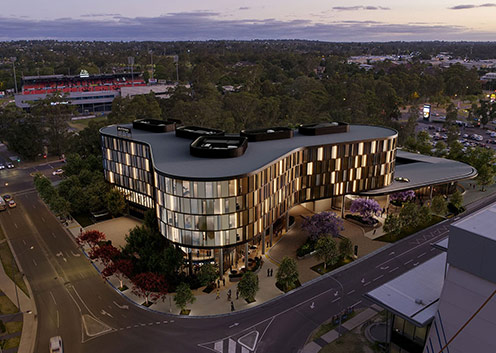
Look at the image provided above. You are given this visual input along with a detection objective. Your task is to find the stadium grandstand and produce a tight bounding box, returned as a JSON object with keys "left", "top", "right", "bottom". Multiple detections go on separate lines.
{"left": 15, "top": 70, "right": 146, "bottom": 113}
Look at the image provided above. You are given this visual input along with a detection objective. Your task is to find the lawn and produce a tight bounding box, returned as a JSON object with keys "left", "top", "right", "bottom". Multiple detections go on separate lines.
{"left": 311, "top": 257, "right": 354, "bottom": 275}
{"left": 0, "top": 229, "right": 29, "bottom": 296}
{"left": 0, "top": 296, "right": 19, "bottom": 315}
{"left": 375, "top": 215, "right": 444, "bottom": 243}
{"left": 5, "top": 321, "right": 22, "bottom": 334}
{"left": 68, "top": 116, "right": 107, "bottom": 131}
{"left": 2, "top": 336, "right": 20, "bottom": 349}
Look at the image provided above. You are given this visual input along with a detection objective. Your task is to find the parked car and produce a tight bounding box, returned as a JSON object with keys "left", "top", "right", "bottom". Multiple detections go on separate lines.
{"left": 2, "top": 194, "right": 12, "bottom": 202}
{"left": 52, "top": 169, "right": 64, "bottom": 176}
{"left": 8, "top": 200, "right": 16, "bottom": 208}
{"left": 6, "top": 162, "right": 14, "bottom": 169}
{"left": 49, "top": 336, "right": 63, "bottom": 353}
{"left": 0, "top": 163, "right": 4, "bottom": 170}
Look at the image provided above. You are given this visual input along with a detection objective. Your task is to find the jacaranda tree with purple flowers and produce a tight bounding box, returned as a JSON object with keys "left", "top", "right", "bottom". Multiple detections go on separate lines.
{"left": 390, "top": 190, "right": 415, "bottom": 204}
{"left": 350, "top": 198, "right": 381, "bottom": 224}
{"left": 301, "top": 212, "right": 343, "bottom": 239}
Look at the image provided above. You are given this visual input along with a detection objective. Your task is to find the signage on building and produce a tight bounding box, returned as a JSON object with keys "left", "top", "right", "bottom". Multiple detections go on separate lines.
{"left": 423, "top": 104, "right": 431, "bottom": 120}
{"left": 117, "top": 126, "right": 132, "bottom": 136}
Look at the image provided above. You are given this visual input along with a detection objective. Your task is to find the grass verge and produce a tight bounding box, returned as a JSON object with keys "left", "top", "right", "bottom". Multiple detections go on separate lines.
{"left": 2, "top": 336, "right": 21, "bottom": 349}
{"left": 310, "top": 309, "right": 361, "bottom": 341}
{"left": 5, "top": 321, "right": 22, "bottom": 334}
{"left": 0, "top": 296, "right": 19, "bottom": 315}
{"left": 375, "top": 215, "right": 444, "bottom": 243}
{"left": 68, "top": 116, "right": 107, "bottom": 131}
{"left": 311, "top": 257, "right": 354, "bottom": 275}
{"left": 0, "top": 228, "right": 29, "bottom": 297}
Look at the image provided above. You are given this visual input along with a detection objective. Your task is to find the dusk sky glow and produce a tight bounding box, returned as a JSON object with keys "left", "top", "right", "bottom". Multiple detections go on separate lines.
{"left": 2, "top": 1, "right": 496, "bottom": 41}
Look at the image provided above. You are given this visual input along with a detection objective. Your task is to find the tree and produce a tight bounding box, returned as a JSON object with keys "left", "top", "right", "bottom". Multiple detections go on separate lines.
{"left": 399, "top": 202, "right": 420, "bottom": 228}
{"left": 107, "top": 188, "right": 126, "bottom": 216}
{"left": 174, "top": 282, "right": 196, "bottom": 313}
{"left": 450, "top": 190, "right": 463, "bottom": 209}
{"left": 431, "top": 196, "right": 448, "bottom": 216}
{"left": 419, "top": 205, "right": 432, "bottom": 224}
{"left": 338, "top": 238, "right": 353, "bottom": 259}
{"left": 238, "top": 271, "right": 259, "bottom": 302}
{"left": 77, "top": 230, "right": 106, "bottom": 250}
{"left": 349, "top": 198, "right": 381, "bottom": 224}
{"left": 163, "top": 246, "right": 184, "bottom": 277}
{"left": 315, "top": 236, "right": 339, "bottom": 269}
{"left": 102, "top": 259, "right": 134, "bottom": 289}
{"left": 131, "top": 272, "right": 168, "bottom": 305}
{"left": 301, "top": 212, "right": 343, "bottom": 240}
{"left": 383, "top": 214, "right": 402, "bottom": 237}
{"left": 276, "top": 257, "right": 299, "bottom": 292}
{"left": 89, "top": 243, "right": 120, "bottom": 266}
{"left": 198, "top": 263, "right": 218, "bottom": 287}
{"left": 389, "top": 190, "right": 415, "bottom": 204}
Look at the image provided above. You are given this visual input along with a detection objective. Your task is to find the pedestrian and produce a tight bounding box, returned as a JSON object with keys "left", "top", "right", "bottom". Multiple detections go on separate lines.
{"left": 270, "top": 268, "right": 273, "bottom": 277}
{"left": 236, "top": 288, "right": 239, "bottom": 300}
{"left": 267, "top": 268, "right": 270, "bottom": 277}
{"left": 373, "top": 229, "right": 376, "bottom": 235}
{"left": 222, "top": 277, "right": 226, "bottom": 286}
{"left": 80, "top": 227, "right": 83, "bottom": 234}
{"left": 216, "top": 289, "right": 220, "bottom": 299}
{"left": 227, "top": 289, "right": 232, "bottom": 301}
{"left": 217, "top": 279, "right": 220, "bottom": 288}
{"left": 231, "top": 301, "right": 235, "bottom": 312}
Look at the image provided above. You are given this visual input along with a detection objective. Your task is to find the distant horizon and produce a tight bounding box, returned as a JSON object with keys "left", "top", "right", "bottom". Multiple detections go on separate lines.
{"left": 2, "top": 1, "right": 496, "bottom": 42}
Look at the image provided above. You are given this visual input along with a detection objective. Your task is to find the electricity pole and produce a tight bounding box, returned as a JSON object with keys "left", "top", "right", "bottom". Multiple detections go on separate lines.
{"left": 11, "top": 57, "right": 18, "bottom": 94}
{"left": 128, "top": 56, "right": 135, "bottom": 86}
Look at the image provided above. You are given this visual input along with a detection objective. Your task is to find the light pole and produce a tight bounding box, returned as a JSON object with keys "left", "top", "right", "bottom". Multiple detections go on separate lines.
{"left": 10, "top": 57, "right": 18, "bottom": 94}
{"left": 329, "top": 276, "right": 344, "bottom": 337}
{"left": 128, "top": 56, "right": 135, "bottom": 86}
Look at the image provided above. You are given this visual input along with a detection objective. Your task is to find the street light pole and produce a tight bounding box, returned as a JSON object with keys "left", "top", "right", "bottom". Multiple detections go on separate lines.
{"left": 10, "top": 246, "right": 34, "bottom": 312}
{"left": 11, "top": 57, "right": 18, "bottom": 94}
{"left": 329, "top": 276, "right": 345, "bottom": 337}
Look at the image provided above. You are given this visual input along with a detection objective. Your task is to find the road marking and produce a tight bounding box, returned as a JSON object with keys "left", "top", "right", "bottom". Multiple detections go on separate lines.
{"left": 417, "top": 252, "right": 427, "bottom": 258}
{"left": 134, "top": 324, "right": 139, "bottom": 328}
{"left": 413, "top": 262, "right": 420, "bottom": 266}
{"left": 140, "top": 323, "right": 146, "bottom": 327}
{"left": 14, "top": 223, "right": 18, "bottom": 229}
{"left": 50, "top": 291, "right": 57, "bottom": 305}
{"left": 113, "top": 301, "right": 129, "bottom": 310}
{"left": 32, "top": 259, "right": 37, "bottom": 266}
{"left": 351, "top": 300, "right": 362, "bottom": 308}
{"left": 126, "top": 326, "right": 131, "bottom": 329}
{"left": 388, "top": 251, "right": 395, "bottom": 256}
{"left": 389, "top": 267, "right": 399, "bottom": 273}
{"left": 347, "top": 289, "right": 355, "bottom": 295}
{"left": 228, "top": 338, "right": 236, "bottom": 353}
{"left": 229, "top": 323, "right": 239, "bottom": 328}
{"left": 52, "top": 232, "right": 56, "bottom": 238}
{"left": 71, "top": 251, "right": 81, "bottom": 257}
{"left": 163, "top": 320, "right": 168, "bottom": 324}
{"left": 373, "top": 275, "right": 384, "bottom": 282}
{"left": 331, "top": 297, "right": 340, "bottom": 303}
{"left": 56, "top": 310, "right": 59, "bottom": 328}
{"left": 148, "top": 323, "right": 153, "bottom": 326}
{"left": 41, "top": 216, "right": 45, "bottom": 222}
{"left": 170, "top": 320, "right": 174, "bottom": 323}
{"left": 32, "top": 205, "right": 36, "bottom": 209}
{"left": 379, "top": 266, "right": 389, "bottom": 270}
{"left": 100, "top": 309, "right": 113, "bottom": 318}
{"left": 363, "top": 281, "right": 371, "bottom": 286}
{"left": 310, "top": 302, "right": 315, "bottom": 309}
{"left": 404, "top": 259, "right": 413, "bottom": 265}
{"left": 156, "top": 321, "right": 161, "bottom": 324}
{"left": 430, "top": 248, "right": 436, "bottom": 251}
{"left": 22, "top": 239, "right": 26, "bottom": 245}
{"left": 375, "top": 231, "right": 449, "bottom": 268}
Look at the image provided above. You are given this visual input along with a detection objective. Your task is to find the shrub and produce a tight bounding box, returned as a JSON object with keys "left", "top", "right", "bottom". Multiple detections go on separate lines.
{"left": 296, "top": 237, "right": 316, "bottom": 257}
{"left": 276, "top": 257, "right": 299, "bottom": 292}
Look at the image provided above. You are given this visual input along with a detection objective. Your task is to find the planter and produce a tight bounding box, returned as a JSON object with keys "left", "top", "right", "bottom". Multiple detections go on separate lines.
{"left": 297, "top": 250, "right": 317, "bottom": 260}
{"left": 345, "top": 214, "right": 381, "bottom": 228}
{"left": 180, "top": 309, "right": 191, "bottom": 315}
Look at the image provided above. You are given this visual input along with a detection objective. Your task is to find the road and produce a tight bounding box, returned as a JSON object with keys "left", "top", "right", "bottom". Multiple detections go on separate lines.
{"left": 1, "top": 164, "right": 495, "bottom": 353}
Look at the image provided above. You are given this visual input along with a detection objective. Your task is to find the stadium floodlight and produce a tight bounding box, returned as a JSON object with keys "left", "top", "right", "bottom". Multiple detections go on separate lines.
{"left": 128, "top": 56, "right": 135, "bottom": 86}
{"left": 11, "top": 57, "right": 18, "bottom": 94}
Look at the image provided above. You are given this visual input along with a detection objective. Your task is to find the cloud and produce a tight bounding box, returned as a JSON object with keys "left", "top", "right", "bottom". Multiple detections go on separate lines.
{"left": 239, "top": 7, "right": 250, "bottom": 10}
{"left": 80, "top": 13, "right": 121, "bottom": 18}
{"left": 449, "top": 3, "right": 496, "bottom": 9}
{"left": 332, "top": 6, "right": 390, "bottom": 11}
{"left": 0, "top": 12, "right": 491, "bottom": 42}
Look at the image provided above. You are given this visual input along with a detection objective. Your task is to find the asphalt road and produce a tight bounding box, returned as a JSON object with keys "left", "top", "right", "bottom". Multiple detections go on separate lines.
{"left": 1, "top": 164, "right": 495, "bottom": 353}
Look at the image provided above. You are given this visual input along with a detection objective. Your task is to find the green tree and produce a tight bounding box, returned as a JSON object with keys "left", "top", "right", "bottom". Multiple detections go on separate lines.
{"left": 238, "top": 271, "right": 259, "bottom": 302}
{"left": 383, "top": 214, "right": 402, "bottom": 237}
{"left": 163, "top": 246, "right": 184, "bottom": 277}
{"left": 315, "top": 236, "right": 339, "bottom": 269}
{"left": 431, "top": 196, "right": 448, "bottom": 216}
{"left": 419, "top": 205, "right": 432, "bottom": 224}
{"left": 276, "top": 257, "right": 299, "bottom": 292}
{"left": 198, "top": 263, "right": 218, "bottom": 287}
{"left": 174, "top": 282, "right": 196, "bottom": 313}
{"left": 338, "top": 238, "right": 353, "bottom": 259}
{"left": 450, "top": 190, "right": 463, "bottom": 209}
{"left": 106, "top": 189, "right": 126, "bottom": 216}
{"left": 399, "top": 202, "right": 420, "bottom": 228}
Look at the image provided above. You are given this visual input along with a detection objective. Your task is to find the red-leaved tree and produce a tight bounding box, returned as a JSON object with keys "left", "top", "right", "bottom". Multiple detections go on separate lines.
{"left": 131, "top": 272, "right": 168, "bottom": 305}
{"left": 102, "top": 259, "right": 134, "bottom": 289}
{"left": 77, "top": 230, "right": 106, "bottom": 250}
{"left": 89, "top": 243, "right": 120, "bottom": 265}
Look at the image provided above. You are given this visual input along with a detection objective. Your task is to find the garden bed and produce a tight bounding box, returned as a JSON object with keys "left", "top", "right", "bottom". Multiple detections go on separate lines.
{"left": 310, "top": 257, "right": 354, "bottom": 275}
{"left": 345, "top": 214, "right": 379, "bottom": 228}
{"left": 180, "top": 309, "right": 191, "bottom": 315}
{"left": 275, "top": 279, "right": 301, "bottom": 293}
{"left": 376, "top": 215, "right": 444, "bottom": 243}
{"left": 296, "top": 237, "right": 316, "bottom": 258}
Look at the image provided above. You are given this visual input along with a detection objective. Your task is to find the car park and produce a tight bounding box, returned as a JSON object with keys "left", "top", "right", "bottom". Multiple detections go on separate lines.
{"left": 8, "top": 200, "right": 16, "bottom": 208}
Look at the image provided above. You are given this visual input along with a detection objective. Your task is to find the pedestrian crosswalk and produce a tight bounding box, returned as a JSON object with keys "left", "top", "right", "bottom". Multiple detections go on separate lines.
{"left": 213, "top": 338, "right": 251, "bottom": 353}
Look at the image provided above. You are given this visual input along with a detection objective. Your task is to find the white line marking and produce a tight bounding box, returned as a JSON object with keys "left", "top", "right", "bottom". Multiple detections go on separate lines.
{"left": 50, "top": 291, "right": 57, "bottom": 305}
{"left": 56, "top": 310, "right": 59, "bottom": 328}
{"left": 134, "top": 324, "right": 139, "bottom": 328}
{"left": 373, "top": 275, "right": 384, "bottom": 282}
{"left": 430, "top": 248, "right": 436, "bottom": 251}
{"left": 22, "top": 239, "right": 26, "bottom": 245}
{"left": 126, "top": 326, "right": 131, "bottom": 329}
{"left": 331, "top": 297, "right": 340, "bottom": 303}
{"left": 389, "top": 267, "right": 399, "bottom": 273}
{"left": 375, "top": 231, "right": 449, "bottom": 268}
{"left": 156, "top": 321, "right": 161, "bottom": 324}
{"left": 228, "top": 338, "right": 236, "bottom": 353}
{"left": 14, "top": 223, "right": 18, "bottom": 229}
{"left": 404, "top": 259, "right": 413, "bottom": 265}
{"left": 351, "top": 300, "right": 362, "bottom": 308}
{"left": 163, "top": 320, "right": 168, "bottom": 324}
{"left": 52, "top": 232, "right": 56, "bottom": 238}
{"left": 417, "top": 252, "right": 427, "bottom": 258}
{"left": 32, "top": 259, "right": 37, "bottom": 266}
{"left": 347, "top": 290, "right": 356, "bottom": 295}
{"left": 413, "top": 262, "right": 420, "bottom": 266}
{"left": 363, "top": 282, "right": 371, "bottom": 286}
{"left": 148, "top": 323, "right": 153, "bottom": 326}
{"left": 41, "top": 216, "right": 45, "bottom": 222}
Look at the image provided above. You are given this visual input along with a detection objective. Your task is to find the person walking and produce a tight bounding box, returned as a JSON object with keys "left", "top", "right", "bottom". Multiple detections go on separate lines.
{"left": 236, "top": 288, "right": 239, "bottom": 300}
{"left": 227, "top": 289, "right": 232, "bottom": 301}
{"left": 231, "top": 301, "right": 235, "bottom": 312}
{"left": 216, "top": 289, "right": 220, "bottom": 299}
{"left": 267, "top": 268, "right": 270, "bottom": 277}
{"left": 222, "top": 277, "right": 226, "bottom": 286}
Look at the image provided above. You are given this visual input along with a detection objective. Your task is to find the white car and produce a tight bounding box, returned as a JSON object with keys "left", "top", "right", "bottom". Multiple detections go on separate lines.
{"left": 49, "top": 336, "right": 63, "bottom": 353}
{"left": 52, "top": 169, "right": 64, "bottom": 176}
{"left": 0, "top": 164, "right": 4, "bottom": 170}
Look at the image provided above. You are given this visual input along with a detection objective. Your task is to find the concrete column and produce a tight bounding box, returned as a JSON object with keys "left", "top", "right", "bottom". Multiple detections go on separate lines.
{"left": 341, "top": 194, "right": 345, "bottom": 218}
{"left": 219, "top": 248, "right": 223, "bottom": 277}
{"left": 262, "top": 231, "right": 266, "bottom": 255}
{"left": 269, "top": 224, "right": 273, "bottom": 247}
{"left": 430, "top": 185, "right": 434, "bottom": 200}
{"left": 245, "top": 242, "right": 249, "bottom": 269}
{"left": 286, "top": 212, "right": 290, "bottom": 230}
{"left": 188, "top": 251, "right": 193, "bottom": 275}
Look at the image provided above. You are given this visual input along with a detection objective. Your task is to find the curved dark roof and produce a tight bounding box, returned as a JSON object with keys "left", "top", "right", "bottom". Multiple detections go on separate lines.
{"left": 100, "top": 124, "right": 397, "bottom": 180}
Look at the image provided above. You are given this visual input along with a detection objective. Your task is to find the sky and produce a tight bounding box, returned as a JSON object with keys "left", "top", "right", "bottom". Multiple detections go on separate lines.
{"left": 1, "top": 0, "right": 496, "bottom": 41}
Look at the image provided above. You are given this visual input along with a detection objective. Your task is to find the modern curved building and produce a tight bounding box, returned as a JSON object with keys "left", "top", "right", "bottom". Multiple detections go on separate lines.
{"left": 99, "top": 120, "right": 476, "bottom": 272}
